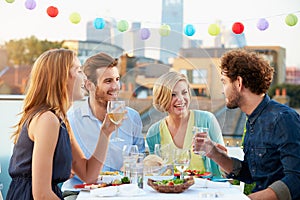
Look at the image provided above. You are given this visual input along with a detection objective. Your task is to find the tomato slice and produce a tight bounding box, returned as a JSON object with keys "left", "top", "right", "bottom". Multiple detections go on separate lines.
{"left": 74, "top": 183, "right": 92, "bottom": 189}
{"left": 174, "top": 173, "right": 181, "bottom": 177}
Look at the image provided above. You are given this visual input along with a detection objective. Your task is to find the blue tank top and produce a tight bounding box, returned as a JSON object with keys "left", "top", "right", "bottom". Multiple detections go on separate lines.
{"left": 7, "top": 119, "right": 72, "bottom": 199}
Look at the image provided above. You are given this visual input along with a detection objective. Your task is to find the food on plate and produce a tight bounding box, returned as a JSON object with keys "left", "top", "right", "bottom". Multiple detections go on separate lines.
{"left": 74, "top": 183, "right": 108, "bottom": 189}
{"left": 121, "top": 176, "right": 130, "bottom": 184}
{"left": 185, "top": 169, "right": 212, "bottom": 178}
{"left": 143, "top": 154, "right": 163, "bottom": 166}
{"left": 153, "top": 178, "right": 184, "bottom": 186}
{"left": 147, "top": 176, "right": 194, "bottom": 193}
{"left": 112, "top": 179, "right": 122, "bottom": 186}
{"left": 75, "top": 176, "right": 130, "bottom": 190}
{"left": 161, "top": 168, "right": 172, "bottom": 176}
{"left": 99, "top": 171, "right": 120, "bottom": 175}
{"left": 143, "top": 154, "right": 173, "bottom": 176}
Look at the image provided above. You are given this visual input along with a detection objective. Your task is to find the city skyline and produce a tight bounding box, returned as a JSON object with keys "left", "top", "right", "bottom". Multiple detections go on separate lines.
{"left": 0, "top": 0, "right": 299, "bottom": 66}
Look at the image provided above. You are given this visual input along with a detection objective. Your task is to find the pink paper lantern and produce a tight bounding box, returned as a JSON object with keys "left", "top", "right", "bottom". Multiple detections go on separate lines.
{"left": 25, "top": 0, "right": 36, "bottom": 10}
{"left": 232, "top": 22, "right": 244, "bottom": 34}
{"left": 257, "top": 18, "right": 269, "bottom": 31}
{"left": 140, "top": 28, "right": 151, "bottom": 40}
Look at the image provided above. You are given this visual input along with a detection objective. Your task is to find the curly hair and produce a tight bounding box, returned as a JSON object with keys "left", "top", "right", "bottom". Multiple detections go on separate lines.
{"left": 220, "top": 49, "right": 274, "bottom": 95}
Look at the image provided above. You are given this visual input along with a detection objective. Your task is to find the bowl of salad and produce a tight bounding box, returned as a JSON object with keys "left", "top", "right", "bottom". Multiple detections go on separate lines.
{"left": 147, "top": 176, "right": 194, "bottom": 193}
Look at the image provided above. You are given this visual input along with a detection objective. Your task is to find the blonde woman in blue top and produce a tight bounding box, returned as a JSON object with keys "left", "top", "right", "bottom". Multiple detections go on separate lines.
{"left": 146, "top": 71, "right": 224, "bottom": 178}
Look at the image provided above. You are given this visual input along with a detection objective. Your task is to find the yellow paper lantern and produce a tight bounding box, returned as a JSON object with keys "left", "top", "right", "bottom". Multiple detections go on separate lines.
{"left": 208, "top": 24, "right": 220, "bottom": 36}
{"left": 159, "top": 24, "right": 171, "bottom": 36}
{"left": 285, "top": 14, "right": 298, "bottom": 26}
{"left": 5, "top": 0, "right": 15, "bottom": 3}
{"left": 69, "top": 12, "right": 81, "bottom": 24}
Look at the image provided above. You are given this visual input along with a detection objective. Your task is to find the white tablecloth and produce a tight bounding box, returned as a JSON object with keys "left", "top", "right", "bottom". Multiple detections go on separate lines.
{"left": 77, "top": 177, "right": 250, "bottom": 200}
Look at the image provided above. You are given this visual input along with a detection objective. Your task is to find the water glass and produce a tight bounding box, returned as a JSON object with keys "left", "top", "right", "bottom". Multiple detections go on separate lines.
{"left": 193, "top": 126, "right": 209, "bottom": 156}
{"left": 122, "top": 145, "right": 139, "bottom": 177}
{"left": 130, "top": 163, "right": 144, "bottom": 189}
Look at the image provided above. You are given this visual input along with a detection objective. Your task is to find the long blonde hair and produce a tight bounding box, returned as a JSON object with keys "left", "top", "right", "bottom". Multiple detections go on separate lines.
{"left": 12, "top": 48, "right": 75, "bottom": 143}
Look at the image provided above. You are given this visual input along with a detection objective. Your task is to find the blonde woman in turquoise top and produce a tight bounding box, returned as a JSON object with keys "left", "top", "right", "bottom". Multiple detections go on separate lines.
{"left": 146, "top": 71, "right": 225, "bottom": 178}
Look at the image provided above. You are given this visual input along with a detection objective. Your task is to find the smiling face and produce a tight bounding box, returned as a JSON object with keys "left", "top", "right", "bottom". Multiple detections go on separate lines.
{"left": 94, "top": 66, "right": 120, "bottom": 106}
{"left": 167, "top": 80, "right": 190, "bottom": 117}
{"left": 68, "top": 57, "right": 86, "bottom": 102}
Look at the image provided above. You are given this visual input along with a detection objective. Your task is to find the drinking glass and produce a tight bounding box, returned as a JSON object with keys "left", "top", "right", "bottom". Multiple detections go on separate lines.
{"left": 107, "top": 100, "right": 125, "bottom": 142}
{"left": 154, "top": 144, "right": 170, "bottom": 164}
{"left": 122, "top": 145, "right": 139, "bottom": 177}
{"left": 192, "top": 126, "right": 209, "bottom": 156}
{"left": 173, "top": 148, "right": 191, "bottom": 180}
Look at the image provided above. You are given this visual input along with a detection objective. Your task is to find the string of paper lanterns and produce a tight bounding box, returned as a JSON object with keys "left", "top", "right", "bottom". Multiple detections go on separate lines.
{"left": 5, "top": 0, "right": 300, "bottom": 39}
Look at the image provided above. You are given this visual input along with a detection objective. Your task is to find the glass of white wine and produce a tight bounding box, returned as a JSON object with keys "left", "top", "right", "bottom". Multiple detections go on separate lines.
{"left": 173, "top": 148, "right": 191, "bottom": 180}
{"left": 107, "top": 100, "right": 125, "bottom": 142}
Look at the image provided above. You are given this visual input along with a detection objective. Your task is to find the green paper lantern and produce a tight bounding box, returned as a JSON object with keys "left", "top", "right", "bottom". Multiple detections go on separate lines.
{"left": 208, "top": 24, "right": 220, "bottom": 36}
{"left": 159, "top": 24, "right": 171, "bottom": 36}
{"left": 69, "top": 12, "right": 81, "bottom": 24}
{"left": 5, "top": 0, "right": 15, "bottom": 3}
{"left": 117, "top": 20, "right": 129, "bottom": 32}
{"left": 285, "top": 14, "right": 298, "bottom": 26}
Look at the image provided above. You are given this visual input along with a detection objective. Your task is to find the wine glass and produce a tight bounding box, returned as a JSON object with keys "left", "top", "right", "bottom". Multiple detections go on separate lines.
{"left": 107, "top": 100, "right": 125, "bottom": 142}
{"left": 154, "top": 144, "right": 171, "bottom": 164}
{"left": 122, "top": 145, "right": 139, "bottom": 177}
{"left": 173, "top": 148, "right": 191, "bottom": 180}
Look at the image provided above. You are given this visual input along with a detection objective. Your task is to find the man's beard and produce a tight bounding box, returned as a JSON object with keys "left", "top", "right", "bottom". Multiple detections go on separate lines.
{"left": 94, "top": 86, "right": 108, "bottom": 108}
{"left": 94, "top": 86, "right": 118, "bottom": 108}
{"left": 226, "top": 86, "right": 240, "bottom": 109}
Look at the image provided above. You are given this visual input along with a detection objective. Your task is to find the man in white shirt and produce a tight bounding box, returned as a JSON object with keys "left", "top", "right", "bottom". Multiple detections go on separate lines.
{"left": 62, "top": 52, "right": 145, "bottom": 199}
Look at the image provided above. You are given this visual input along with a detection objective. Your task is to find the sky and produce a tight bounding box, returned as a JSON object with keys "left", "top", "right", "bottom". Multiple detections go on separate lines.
{"left": 0, "top": 0, "right": 300, "bottom": 66}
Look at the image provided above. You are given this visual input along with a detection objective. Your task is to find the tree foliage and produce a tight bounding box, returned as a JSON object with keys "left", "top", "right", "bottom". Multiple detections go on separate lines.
{"left": 5, "top": 36, "right": 63, "bottom": 66}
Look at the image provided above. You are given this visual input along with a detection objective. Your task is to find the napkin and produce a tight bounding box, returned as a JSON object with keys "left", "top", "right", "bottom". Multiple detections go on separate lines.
{"left": 90, "top": 186, "right": 118, "bottom": 197}
{"left": 118, "top": 184, "right": 146, "bottom": 196}
{"left": 194, "top": 178, "right": 231, "bottom": 188}
{"left": 90, "top": 184, "right": 146, "bottom": 197}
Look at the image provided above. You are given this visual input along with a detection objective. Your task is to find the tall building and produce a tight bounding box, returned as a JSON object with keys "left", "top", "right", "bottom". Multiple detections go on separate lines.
{"left": 160, "top": 0, "right": 184, "bottom": 64}
{"left": 121, "top": 22, "right": 146, "bottom": 57}
{"left": 86, "top": 19, "right": 146, "bottom": 57}
{"left": 286, "top": 66, "right": 300, "bottom": 84}
{"left": 86, "top": 18, "right": 123, "bottom": 47}
{"left": 214, "top": 22, "right": 247, "bottom": 48}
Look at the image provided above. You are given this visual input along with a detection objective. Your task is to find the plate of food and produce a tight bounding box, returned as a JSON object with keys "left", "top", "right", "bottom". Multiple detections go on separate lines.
{"left": 98, "top": 171, "right": 123, "bottom": 183}
{"left": 147, "top": 176, "right": 194, "bottom": 193}
{"left": 184, "top": 170, "right": 213, "bottom": 179}
{"left": 74, "top": 183, "right": 109, "bottom": 191}
{"left": 74, "top": 176, "right": 131, "bottom": 191}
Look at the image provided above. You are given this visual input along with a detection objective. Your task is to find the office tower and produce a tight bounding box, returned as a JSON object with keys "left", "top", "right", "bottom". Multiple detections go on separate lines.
{"left": 86, "top": 18, "right": 122, "bottom": 46}
{"left": 214, "top": 21, "right": 247, "bottom": 48}
{"left": 160, "top": 0, "right": 184, "bottom": 64}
